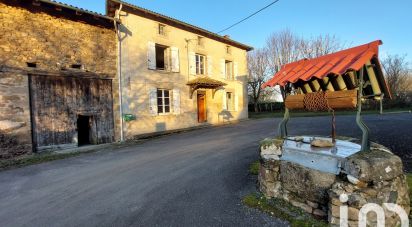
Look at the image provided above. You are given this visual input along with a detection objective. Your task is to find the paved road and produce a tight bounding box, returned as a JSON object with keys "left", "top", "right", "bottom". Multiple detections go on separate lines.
{"left": 0, "top": 113, "right": 411, "bottom": 227}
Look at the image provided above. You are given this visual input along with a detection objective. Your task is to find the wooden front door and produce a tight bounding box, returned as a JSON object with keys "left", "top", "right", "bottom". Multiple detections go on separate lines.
{"left": 197, "top": 93, "right": 207, "bottom": 123}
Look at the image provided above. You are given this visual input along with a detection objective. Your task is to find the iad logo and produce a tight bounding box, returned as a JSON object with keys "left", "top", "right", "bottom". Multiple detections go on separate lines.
{"left": 338, "top": 194, "right": 409, "bottom": 227}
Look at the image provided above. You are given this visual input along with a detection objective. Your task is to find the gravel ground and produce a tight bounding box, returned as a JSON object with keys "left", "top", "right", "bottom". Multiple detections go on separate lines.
{"left": 0, "top": 113, "right": 410, "bottom": 227}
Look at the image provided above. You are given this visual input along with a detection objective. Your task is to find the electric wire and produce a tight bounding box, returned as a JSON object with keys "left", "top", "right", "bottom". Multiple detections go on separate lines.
{"left": 217, "top": 0, "right": 280, "bottom": 34}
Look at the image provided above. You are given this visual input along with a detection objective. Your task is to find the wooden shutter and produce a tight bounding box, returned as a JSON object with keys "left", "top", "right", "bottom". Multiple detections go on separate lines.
{"left": 220, "top": 59, "right": 225, "bottom": 79}
{"left": 189, "top": 52, "right": 196, "bottom": 75}
{"left": 171, "top": 47, "right": 180, "bottom": 72}
{"left": 207, "top": 55, "right": 213, "bottom": 76}
{"left": 172, "top": 89, "right": 180, "bottom": 114}
{"left": 222, "top": 91, "right": 227, "bottom": 110}
{"left": 149, "top": 88, "right": 158, "bottom": 115}
{"left": 234, "top": 93, "right": 239, "bottom": 111}
{"left": 147, "top": 42, "right": 156, "bottom": 70}
{"left": 234, "top": 61, "right": 239, "bottom": 79}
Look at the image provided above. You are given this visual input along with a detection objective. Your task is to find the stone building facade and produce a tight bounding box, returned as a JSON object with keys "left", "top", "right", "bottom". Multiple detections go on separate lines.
{"left": 0, "top": 0, "right": 118, "bottom": 157}
{"left": 107, "top": 0, "right": 252, "bottom": 138}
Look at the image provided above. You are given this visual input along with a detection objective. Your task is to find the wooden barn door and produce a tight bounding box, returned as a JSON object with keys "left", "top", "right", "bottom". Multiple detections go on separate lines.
{"left": 29, "top": 75, "right": 114, "bottom": 151}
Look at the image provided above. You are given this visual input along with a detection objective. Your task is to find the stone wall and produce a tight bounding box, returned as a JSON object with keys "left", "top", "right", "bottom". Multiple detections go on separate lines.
{"left": 0, "top": 2, "right": 117, "bottom": 158}
{"left": 258, "top": 138, "right": 410, "bottom": 226}
{"left": 0, "top": 72, "right": 32, "bottom": 158}
{"left": 0, "top": 2, "right": 116, "bottom": 74}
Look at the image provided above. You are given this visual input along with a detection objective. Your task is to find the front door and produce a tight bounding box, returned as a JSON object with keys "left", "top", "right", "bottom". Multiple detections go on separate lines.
{"left": 197, "top": 93, "right": 207, "bottom": 123}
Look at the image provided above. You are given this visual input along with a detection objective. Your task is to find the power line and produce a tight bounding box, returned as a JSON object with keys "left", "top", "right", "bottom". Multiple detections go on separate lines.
{"left": 217, "top": 0, "right": 280, "bottom": 34}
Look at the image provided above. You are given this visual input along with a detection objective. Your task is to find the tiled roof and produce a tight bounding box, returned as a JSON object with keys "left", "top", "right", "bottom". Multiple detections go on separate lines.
{"left": 186, "top": 77, "right": 227, "bottom": 87}
{"left": 35, "top": 0, "right": 113, "bottom": 21}
{"left": 106, "top": 0, "right": 253, "bottom": 51}
{"left": 263, "top": 40, "right": 383, "bottom": 87}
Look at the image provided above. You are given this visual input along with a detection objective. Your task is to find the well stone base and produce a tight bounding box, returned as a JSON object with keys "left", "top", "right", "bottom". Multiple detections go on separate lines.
{"left": 258, "top": 138, "right": 410, "bottom": 226}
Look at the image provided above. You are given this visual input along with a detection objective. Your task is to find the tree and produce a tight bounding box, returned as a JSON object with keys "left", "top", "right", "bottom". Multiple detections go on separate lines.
{"left": 265, "top": 29, "right": 344, "bottom": 100}
{"left": 247, "top": 48, "right": 270, "bottom": 112}
{"left": 382, "top": 55, "right": 412, "bottom": 99}
{"left": 299, "top": 34, "right": 345, "bottom": 59}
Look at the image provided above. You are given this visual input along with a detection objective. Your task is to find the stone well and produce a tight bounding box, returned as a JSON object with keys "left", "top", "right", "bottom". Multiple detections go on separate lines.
{"left": 258, "top": 137, "right": 410, "bottom": 226}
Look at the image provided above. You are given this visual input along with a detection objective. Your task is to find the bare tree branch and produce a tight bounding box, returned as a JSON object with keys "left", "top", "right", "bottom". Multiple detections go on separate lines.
{"left": 247, "top": 48, "right": 269, "bottom": 112}
{"left": 382, "top": 54, "right": 412, "bottom": 98}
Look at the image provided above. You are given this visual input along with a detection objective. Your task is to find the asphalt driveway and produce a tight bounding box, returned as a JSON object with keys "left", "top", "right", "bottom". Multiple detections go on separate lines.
{"left": 0, "top": 113, "right": 411, "bottom": 227}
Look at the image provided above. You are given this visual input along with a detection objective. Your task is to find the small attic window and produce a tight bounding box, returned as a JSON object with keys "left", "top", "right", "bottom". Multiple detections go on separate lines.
{"left": 158, "top": 24, "right": 166, "bottom": 36}
{"left": 226, "top": 45, "right": 232, "bottom": 54}
{"left": 197, "top": 36, "right": 204, "bottom": 47}
{"left": 26, "top": 62, "right": 37, "bottom": 68}
{"left": 71, "top": 64, "right": 82, "bottom": 69}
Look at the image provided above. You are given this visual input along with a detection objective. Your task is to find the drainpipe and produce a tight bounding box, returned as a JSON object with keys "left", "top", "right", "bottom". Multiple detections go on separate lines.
{"left": 114, "top": 4, "right": 124, "bottom": 142}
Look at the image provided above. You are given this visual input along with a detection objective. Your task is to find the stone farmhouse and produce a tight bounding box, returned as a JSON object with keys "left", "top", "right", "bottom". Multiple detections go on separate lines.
{"left": 106, "top": 0, "right": 252, "bottom": 138}
{"left": 0, "top": 0, "right": 252, "bottom": 158}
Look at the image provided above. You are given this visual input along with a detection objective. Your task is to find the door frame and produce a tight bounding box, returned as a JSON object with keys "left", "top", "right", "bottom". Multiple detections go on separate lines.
{"left": 197, "top": 91, "right": 207, "bottom": 123}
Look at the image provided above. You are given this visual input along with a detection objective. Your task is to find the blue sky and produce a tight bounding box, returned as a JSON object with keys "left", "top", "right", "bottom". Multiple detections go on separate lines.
{"left": 59, "top": 0, "right": 412, "bottom": 61}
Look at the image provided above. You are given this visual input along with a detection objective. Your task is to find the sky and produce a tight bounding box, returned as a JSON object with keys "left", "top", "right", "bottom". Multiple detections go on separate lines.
{"left": 59, "top": 0, "right": 412, "bottom": 62}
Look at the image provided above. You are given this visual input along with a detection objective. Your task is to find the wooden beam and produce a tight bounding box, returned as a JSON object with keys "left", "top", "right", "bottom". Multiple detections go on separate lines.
{"left": 311, "top": 80, "right": 321, "bottom": 92}
{"left": 303, "top": 83, "right": 313, "bottom": 93}
{"left": 322, "top": 77, "right": 335, "bottom": 91}
{"left": 365, "top": 60, "right": 382, "bottom": 99}
{"left": 347, "top": 71, "right": 357, "bottom": 88}
{"left": 335, "top": 75, "right": 348, "bottom": 90}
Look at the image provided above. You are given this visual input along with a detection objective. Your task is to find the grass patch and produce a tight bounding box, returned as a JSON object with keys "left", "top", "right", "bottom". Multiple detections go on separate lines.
{"left": 249, "top": 160, "right": 260, "bottom": 175}
{"left": 243, "top": 193, "right": 328, "bottom": 227}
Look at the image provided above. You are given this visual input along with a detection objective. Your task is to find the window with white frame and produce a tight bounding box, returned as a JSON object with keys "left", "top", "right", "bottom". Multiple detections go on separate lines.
{"left": 226, "top": 92, "right": 234, "bottom": 111}
{"left": 157, "top": 89, "right": 171, "bottom": 114}
{"left": 225, "top": 60, "right": 233, "bottom": 80}
{"left": 195, "top": 54, "right": 206, "bottom": 75}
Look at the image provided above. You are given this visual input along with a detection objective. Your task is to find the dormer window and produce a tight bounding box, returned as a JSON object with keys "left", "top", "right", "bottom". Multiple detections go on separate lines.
{"left": 158, "top": 24, "right": 166, "bottom": 36}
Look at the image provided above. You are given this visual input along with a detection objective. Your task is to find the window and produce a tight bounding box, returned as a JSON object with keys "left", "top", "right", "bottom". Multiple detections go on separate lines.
{"left": 158, "top": 24, "right": 166, "bottom": 36}
{"left": 195, "top": 54, "right": 206, "bottom": 75}
{"left": 197, "top": 36, "right": 204, "bottom": 47}
{"left": 226, "top": 45, "right": 231, "bottom": 54}
{"left": 155, "top": 44, "right": 168, "bottom": 70}
{"left": 225, "top": 60, "right": 233, "bottom": 80}
{"left": 226, "top": 92, "right": 234, "bottom": 111}
{"left": 157, "top": 89, "right": 171, "bottom": 114}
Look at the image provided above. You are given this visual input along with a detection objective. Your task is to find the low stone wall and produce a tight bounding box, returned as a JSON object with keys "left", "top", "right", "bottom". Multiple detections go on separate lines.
{"left": 258, "top": 138, "right": 410, "bottom": 226}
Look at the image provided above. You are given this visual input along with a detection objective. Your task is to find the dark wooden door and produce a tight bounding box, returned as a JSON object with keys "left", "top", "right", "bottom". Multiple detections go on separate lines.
{"left": 197, "top": 93, "right": 207, "bottom": 123}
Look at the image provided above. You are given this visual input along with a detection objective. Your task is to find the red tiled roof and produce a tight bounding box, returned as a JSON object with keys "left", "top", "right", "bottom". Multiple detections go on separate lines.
{"left": 263, "top": 40, "right": 383, "bottom": 87}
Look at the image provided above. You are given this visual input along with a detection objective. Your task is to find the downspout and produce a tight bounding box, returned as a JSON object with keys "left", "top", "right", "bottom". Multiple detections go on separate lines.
{"left": 114, "top": 4, "right": 124, "bottom": 142}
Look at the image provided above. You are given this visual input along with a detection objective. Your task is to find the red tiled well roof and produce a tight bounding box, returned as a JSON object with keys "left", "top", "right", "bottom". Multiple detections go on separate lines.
{"left": 263, "top": 40, "right": 383, "bottom": 88}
